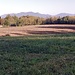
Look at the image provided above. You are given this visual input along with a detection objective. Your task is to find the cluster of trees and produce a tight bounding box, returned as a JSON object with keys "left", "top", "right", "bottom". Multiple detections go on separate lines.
{"left": 45, "top": 16, "right": 75, "bottom": 24}
{"left": 0, "top": 15, "right": 45, "bottom": 26}
{"left": 1, "top": 15, "right": 75, "bottom": 26}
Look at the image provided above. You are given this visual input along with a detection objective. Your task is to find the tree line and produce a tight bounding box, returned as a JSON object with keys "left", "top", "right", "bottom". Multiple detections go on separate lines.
{"left": 0, "top": 15, "right": 75, "bottom": 26}
{"left": 45, "top": 16, "right": 75, "bottom": 24}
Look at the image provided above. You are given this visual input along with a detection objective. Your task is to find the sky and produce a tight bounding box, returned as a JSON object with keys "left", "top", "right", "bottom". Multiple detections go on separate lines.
{"left": 0, "top": 0, "right": 75, "bottom": 15}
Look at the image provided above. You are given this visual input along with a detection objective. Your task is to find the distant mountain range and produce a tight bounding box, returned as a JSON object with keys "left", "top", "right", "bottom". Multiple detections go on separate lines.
{"left": 1, "top": 12, "right": 75, "bottom": 18}
{"left": 1, "top": 12, "right": 51, "bottom": 18}
{"left": 56, "top": 13, "right": 75, "bottom": 17}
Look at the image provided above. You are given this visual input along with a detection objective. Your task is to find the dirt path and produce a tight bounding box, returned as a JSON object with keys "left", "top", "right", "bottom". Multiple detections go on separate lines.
{"left": 0, "top": 24, "right": 75, "bottom": 36}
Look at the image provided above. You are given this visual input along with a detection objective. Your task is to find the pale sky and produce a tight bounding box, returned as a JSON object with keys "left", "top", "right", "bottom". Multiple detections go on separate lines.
{"left": 0, "top": 0, "right": 75, "bottom": 15}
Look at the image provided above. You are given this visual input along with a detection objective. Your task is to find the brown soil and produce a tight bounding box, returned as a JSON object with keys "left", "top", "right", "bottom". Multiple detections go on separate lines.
{"left": 0, "top": 24, "right": 75, "bottom": 36}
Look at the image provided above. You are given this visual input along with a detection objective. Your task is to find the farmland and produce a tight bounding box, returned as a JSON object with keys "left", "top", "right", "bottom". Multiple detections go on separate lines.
{"left": 0, "top": 24, "right": 75, "bottom": 36}
{"left": 0, "top": 24, "right": 75, "bottom": 75}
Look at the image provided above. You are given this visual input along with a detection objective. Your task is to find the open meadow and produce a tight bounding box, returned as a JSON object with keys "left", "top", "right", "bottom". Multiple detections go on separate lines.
{"left": 0, "top": 24, "right": 75, "bottom": 75}
{"left": 0, "top": 24, "right": 75, "bottom": 36}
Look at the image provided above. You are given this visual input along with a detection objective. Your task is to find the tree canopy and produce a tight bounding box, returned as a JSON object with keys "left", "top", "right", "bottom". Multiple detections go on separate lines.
{"left": 1, "top": 15, "right": 75, "bottom": 26}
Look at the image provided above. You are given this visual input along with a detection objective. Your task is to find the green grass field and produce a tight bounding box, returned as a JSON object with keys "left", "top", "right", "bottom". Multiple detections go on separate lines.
{"left": 0, "top": 34, "right": 75, "bottom": 75}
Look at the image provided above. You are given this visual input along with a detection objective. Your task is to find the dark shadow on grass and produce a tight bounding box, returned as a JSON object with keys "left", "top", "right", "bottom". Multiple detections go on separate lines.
{"left": 38, "top": 26, "right": 75, "bottom": 30}
{"left": 27, "top": 30, "right": 71, "bottom": 34}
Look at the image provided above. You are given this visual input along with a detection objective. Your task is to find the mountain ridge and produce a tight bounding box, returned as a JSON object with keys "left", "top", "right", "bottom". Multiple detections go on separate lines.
{"left": 1, "top": 12, "right": 51, "bottom": 18}
{"left": 1, "top": 12, "right": 75, "bottom": 18}
{"left": 56, "top": 13, "right": 75, "bottom": 17}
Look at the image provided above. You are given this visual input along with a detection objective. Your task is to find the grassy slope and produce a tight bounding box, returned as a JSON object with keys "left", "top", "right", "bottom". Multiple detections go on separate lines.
{"left": 0, "top": 35, "right": 75, "bottom": 75}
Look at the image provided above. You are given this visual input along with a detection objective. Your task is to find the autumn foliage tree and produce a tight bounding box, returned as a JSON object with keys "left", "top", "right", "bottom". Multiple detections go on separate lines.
{"left": 45, "top": 16, "right": 75, "bottom": 24}
{"left": 1, "top": 15, "right": 75, "bottom": 27}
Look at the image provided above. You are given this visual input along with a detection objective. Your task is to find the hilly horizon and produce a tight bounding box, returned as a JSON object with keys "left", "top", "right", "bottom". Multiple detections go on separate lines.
{"left": 1, "top": 12, "right": 75, "bottom": 18}
{"left": 1, "top": 12, "right": 51, "bottom": 18}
